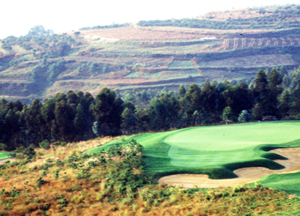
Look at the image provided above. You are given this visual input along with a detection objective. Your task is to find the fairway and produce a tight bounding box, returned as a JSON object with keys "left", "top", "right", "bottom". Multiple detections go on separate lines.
{"left": 0, "top": 152, "right": 11, "bottom": 160}
{"left": 86, "top": 121, "right": 300, "bottom": 179}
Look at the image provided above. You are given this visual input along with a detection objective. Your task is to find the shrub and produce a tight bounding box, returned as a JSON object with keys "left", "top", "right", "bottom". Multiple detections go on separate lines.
{"left": 54, "top": 169, "right": 60, "bottom": 180}
{"left": 238, "top": 110, "right": 252, "bottom": 123}
{"left": 36, "top": 177, "right": 45, "bottom": 187}
{"left": 23, "top": 147, "right": 36, "bottom": 159}
{"left": 16, "top": 153, "right": 25, "bottom": 159}
{"left": 262, "top": 116, "right": 277, "bottom": 121}
{"left": 39, "top": 140, "right": 50, "bottom": 149}
{"left": 53, "top": 141, "right": 67, "bottom": 146}
{"left": 55, "top": 160, "right": 64, "bottom": 166}
{"left": 77, "top": 169, "right": 90, "bottom": 179}
{"left": 0, "top": 143, "right": 7, "bottom": 151}
{"left": 9, "top": 151, "right": 17, "bottom": 157}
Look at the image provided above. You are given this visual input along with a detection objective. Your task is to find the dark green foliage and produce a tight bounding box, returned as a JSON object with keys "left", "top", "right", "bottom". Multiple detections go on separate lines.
{"left": 0, "top": 143, "right": 7, "bottom": 151}
{"left": 1, "top": 44, "right": 12, "bottom": 51}
{"left": 67, "top": 152, "right": 80, "bottom": 163}
{"left": 102, "top": 139, "right": 152, "bottom": 197}
{"left": 222, "top": 106, "right": 233, "bottom": 124}
{"left": 55, "top": 160, "right": 64, "bottom": 166}
{"left": 47, "top": 58, "right": 67, "bottom": 82}
{"left": 76, "top": 169, "right": 90, "bottom": 179}
{"left": 57, "top": 194, "right": 68, "bottom": 207}
{"left": 27, "top": 25, "right": 53, "bottom": 36}
{"left": 39, "top": 140, "right": 50, "bottom": 149}
{"left": 238, "top": 110, "right": 252, "bottom": 122}
{"left": 23, "top": 147, "right": 36, "bottom": 159}
{"left": 2, "top": 63, "right": 300, "bottom": 152}
{"left": 36, "top": 177, "right": 45, "bottom": 187}
{"left": 92, "top": 88, "right": 124, "bottom": 136}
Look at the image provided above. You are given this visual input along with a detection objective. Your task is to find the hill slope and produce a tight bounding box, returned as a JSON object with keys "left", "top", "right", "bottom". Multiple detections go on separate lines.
{"left": 1, "top": 5, "right": 300, "bottom": 103}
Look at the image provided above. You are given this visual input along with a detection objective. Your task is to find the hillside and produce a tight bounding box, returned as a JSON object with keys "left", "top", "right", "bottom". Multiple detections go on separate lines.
{"left": 1, "top": 135, "right": 300, "bottom": 215}
{"left": 1, "top": 5, "right": 300, "bottom": 103}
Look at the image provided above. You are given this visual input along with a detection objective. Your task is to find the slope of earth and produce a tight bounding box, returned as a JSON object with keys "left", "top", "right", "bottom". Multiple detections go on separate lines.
{"left": 2, "top": 138, "right": 300, "bottom": 215}
{"left": 1, "top": 5, "right": 300, "bottom": 102}
{"left": 86, "top": 121, "right": 300, "bottom": 179}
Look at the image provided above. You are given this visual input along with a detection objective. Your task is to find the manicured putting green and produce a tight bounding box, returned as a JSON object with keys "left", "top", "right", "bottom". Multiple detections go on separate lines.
{"left": 86, "top": 121, "right": 300, "bottom": 179}
{"left": 0, "top": 151, "right": 11, "bottom": 160}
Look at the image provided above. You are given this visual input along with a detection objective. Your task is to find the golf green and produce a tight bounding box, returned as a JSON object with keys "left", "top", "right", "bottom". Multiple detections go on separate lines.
{"left": 86, "top": 121, "right": 300, "bottom": 179}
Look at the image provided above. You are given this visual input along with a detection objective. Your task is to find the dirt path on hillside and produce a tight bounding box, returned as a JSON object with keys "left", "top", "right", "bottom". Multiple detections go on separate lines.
{"left": 0, "top": 157, "right": 15, "bottom": 165}
{"left": 158, "top": 148, "right": 300, "bottom": 188}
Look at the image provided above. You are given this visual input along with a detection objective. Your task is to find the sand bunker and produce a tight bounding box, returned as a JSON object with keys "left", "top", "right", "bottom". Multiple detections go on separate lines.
{"left": 158, "top": 148, "right": 300, "bottom": 188}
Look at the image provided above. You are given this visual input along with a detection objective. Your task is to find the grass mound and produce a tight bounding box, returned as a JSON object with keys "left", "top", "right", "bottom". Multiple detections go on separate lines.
{"left": 258, "top": 172, "right": 300, "bottom": 196}
{"left": 87, "top": 121, "right": 300, "bottom": 179}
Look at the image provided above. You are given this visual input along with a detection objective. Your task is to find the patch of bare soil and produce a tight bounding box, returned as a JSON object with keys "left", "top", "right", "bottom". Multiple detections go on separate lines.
{"left": 0, "top": 157, "right": 15, "bottom": 165}
{"left": 158, "top": 148, "right": 300, "bottom": 188}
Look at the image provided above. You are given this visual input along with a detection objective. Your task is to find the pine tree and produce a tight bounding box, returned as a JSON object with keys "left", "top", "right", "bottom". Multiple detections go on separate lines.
{"left": 278, "top": 89, "right": 290, "bottom": 118}
{"left": 178, "top": 85, "right": 186, "bottom": 98}
{"left": 92, "top": 88, "right": 124, "bottom": 136}
{"left": 74, "top": 103, "right": 88, "bottom": 140}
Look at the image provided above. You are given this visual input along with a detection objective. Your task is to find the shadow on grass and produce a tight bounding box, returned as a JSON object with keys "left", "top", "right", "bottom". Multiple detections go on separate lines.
{"left": 152, "top": 138, "right": 300, "bottom": 180}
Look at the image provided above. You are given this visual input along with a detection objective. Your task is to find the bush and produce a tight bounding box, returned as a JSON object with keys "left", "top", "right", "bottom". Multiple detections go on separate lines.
{"left": 262, "top": 116, "right": 277, "bottom": 121}
{"left": 0, "top": 143, "right": 7, "bottom": 151}
{"left": 23, "top": 147, "right": 36, "bottom": 159}
{"left": 39, "top": 140, "right": 50, "bottom": 149}
{"left": 9, "top": 151, "right": 17, "bottom": 158}
{"left": 238, "top": 110, "right": 252, "bottom": 123}
{"left": 53, "top": 141, "right": 67, "bottom": 146}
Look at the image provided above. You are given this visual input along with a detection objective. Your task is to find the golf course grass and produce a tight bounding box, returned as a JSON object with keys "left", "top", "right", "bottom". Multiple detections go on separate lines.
{"left": 257, "top": 171, "right": 300, "bottom": 196}
{"left": 0, "top": 151, "right": 11, "bottom": 160}
{"left": 86, "top": 121, "right": 300, "bottom": 179}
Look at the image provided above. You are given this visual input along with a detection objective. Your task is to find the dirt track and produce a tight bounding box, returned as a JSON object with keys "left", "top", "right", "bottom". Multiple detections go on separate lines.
{"left": 0, "top": 157, "right": 15, "bottom": 165}
{"left": 158, "top": 148, "right": 300, "bottom": 188}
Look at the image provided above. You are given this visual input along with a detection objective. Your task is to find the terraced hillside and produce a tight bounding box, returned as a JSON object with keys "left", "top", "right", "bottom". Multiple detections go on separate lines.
{"left": 1, "top": 5, "right": 300, "bottom": 103}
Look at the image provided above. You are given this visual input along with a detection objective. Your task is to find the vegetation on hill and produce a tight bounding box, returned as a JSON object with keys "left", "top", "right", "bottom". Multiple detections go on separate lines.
{"left": 0, "top": 138, "right": 300, "bottom": 215}
{"left": 1, "top": 66, "right": 300, "bottom": 151}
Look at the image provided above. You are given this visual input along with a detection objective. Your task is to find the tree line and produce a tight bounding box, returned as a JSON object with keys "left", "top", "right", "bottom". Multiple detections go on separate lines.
{"left": 1, "top": 67, "right": 300, "bottom": 150}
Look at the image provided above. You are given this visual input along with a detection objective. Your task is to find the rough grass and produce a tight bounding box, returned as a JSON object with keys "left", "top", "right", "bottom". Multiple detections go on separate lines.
{"left": 87, "top": 121, "right": 300, "bottom": 179}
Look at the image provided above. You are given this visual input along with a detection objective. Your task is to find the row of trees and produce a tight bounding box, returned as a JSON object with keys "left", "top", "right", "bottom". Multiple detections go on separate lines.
{"left": 1, "top": 67, "right": 300, "bottom": 150}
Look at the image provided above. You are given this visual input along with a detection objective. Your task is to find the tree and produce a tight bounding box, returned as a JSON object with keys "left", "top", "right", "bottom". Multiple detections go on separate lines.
{"left": 184, "top": 83, "right": 201, "bottom": 116}
{"left": 253, "top": 69, "right": 278, "bottom": 117}
{"left": 74, "top": 103, "right": 88, "bottom": 140}
{"left": 254, "top": 69, "right": 268, "bottom": 92}
{"left": 53, "top": 100, "right": 74, "bottom": 141}
{"left": 92, "top": 88, "right": 124, "bottom": 136}
{"left": 221, "top": 106, "right": 232, "bottom": 124}
{"left": 147, "top": 98, "right": 167, "bottom": 131}
{"left": 23, "top": 99, "right": 46, "bottom": 145}
{"left": 27, "top": 25, "right": 53, "bottom": 36}
{"left": 278, "top": 89, "right": 290, "bottom": 118}
{"left": 252, "top": 103, "right": 263, "bottom": 120}
{"left": 238, "top": 110, "right": 252, "bottom": 123}
{"left": 201, "top": 79, "right": 216, "bottom": 114}
{"left": 89, "top": 62, "right": 100, "bottom": 72}
{"left": 178, "top": 85, "right": 186, "bottom": 98}
{"left": 282, "top": 74, "right": 291, "bottom": 89}
{"left": 121, "top": 107, "right": 137, "bottom": 134}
